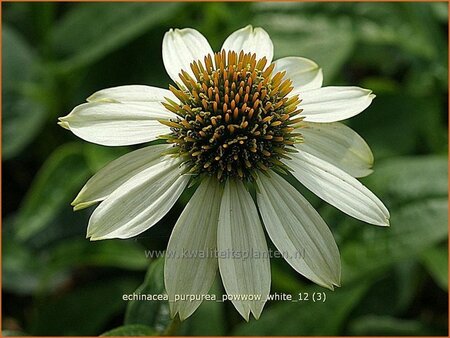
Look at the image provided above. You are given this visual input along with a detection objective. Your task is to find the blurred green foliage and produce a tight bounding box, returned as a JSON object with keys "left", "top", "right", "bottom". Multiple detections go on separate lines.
{"left": 2, "top": 2, "right": 448, "bottom": 336}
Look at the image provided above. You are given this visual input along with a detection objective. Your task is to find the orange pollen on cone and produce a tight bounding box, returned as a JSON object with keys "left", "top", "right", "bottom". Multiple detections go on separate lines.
{"left": 160, "top": 50, "right": 304, "bottom": 181}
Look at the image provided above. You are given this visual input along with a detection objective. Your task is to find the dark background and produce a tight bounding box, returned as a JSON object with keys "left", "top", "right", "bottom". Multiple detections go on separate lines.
{"left": 3, "top": 2, "right": 448, "bottom": 336}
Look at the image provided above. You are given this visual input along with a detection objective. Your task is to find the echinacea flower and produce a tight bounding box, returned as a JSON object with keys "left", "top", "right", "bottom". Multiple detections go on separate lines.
{"left": 59, "top": 25, "right": 390, "bottom": 321}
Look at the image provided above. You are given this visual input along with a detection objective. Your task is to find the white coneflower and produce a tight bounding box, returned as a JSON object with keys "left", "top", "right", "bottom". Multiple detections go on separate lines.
{"left": 59, "top": 25, "right": 389, "bottom": 321}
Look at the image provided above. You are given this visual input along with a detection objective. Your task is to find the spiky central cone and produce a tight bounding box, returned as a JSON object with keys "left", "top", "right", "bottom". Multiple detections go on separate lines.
{"left": 161, "top": 50, "right": 303, "bottom": 181}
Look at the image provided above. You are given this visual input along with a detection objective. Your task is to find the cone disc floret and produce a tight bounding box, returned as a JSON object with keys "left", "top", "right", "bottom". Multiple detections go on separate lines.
{"left": 160, "top": 50, "right": 303, "bottom": 181}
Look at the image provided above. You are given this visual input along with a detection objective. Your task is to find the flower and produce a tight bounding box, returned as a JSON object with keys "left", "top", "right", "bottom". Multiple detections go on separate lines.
{"left": 59, "top": 25, "right": 390, "bottom": 321}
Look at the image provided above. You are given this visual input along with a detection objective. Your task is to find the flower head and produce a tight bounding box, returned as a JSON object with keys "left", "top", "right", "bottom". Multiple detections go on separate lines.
{"left": 59, "top": 25, "right": 389, "bottom": 321}
{"left": 161, "top": 49, "right": 301, "bottom": 181}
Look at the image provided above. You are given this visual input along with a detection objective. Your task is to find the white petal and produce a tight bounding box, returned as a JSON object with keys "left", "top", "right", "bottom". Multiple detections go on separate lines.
{"left": 295, "top": 86, "right": 375, "bottom": 123}
{"left": 273, "top": 57, "right": 323, "bottom": 91}
{"left": 165, "top": 177, "right": 222, "bottom": 320}
{"left": 162, "top": 28, "right": 214, "bottom": 83}
{"left": 221, "top": 25, "right": 274, "bottom": 63}
{"left": 218, "top": 179, "right": 270, "bottom": 321}
{"left": 87, "top": 85, "right": 177, "bottom": 103}
{"left": 87, "top": 157, "right": 189, "bottom": 240}
{"left": 256, "top": 172, "right": 340, "bottom": 289}
{"left": 59, "top": 102, "right": 173, "bottom": 146}
{"left": 297, "top": 122, "right": 374, "bottom": 177}
{"left": 72, "top": 144, "right": 171, "bottom": 211}
{"left": 287, "top": 151, "right": 390, "bottom": 226}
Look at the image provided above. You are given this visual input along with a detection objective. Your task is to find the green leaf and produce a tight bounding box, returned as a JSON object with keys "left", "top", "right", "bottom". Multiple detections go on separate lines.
{"left": 421, "top": 246, "right": 448, "bottom": 291}
{"left": 430, "top": 2, "right": 449, "bottom": 23}
{"left": 2, "top": 89, "right": 46, "bottom": 160}
{"left": 101, "top": 324, "right": 156, "bottom": 336}
{"left": 348, "top": 315, "right": 440, "bottom": 335}
{"left": 52, "top": 3, "right": 181, "bottom": 72}
{"left": 393, "top": 260, "right": 423, "bottom": 313}
{"left": 2, "top": 25, "right": 46, "bottom": 159}
{"left": 4, "top": 225, "right": 147, "bottom": 295}
{"left": 124, "top": 258, "right": 171, "bottom": 333}
{"left": 363, "top": 155, "right": 447, "bottom": 205}
{"left": 14, "top": 143, "right": 91, "bottom": 241}
{"left": 342, "top": 198, "right": 448, "bottom": 283}
{"left": 353, "top": 4, "right": 442, "bottom": 61}
{"left": 349, "top": 95, "right": 429, "bottom": 158}
{"left": 252, "top": 9, "right": 354, "bottom": 81}
{"left": 46, "top": 239, "right": 148, "bottom": 271}
{"left": 234, "top": 284, "right": 369, "bottom": 335}
{"left": 30, "top": 277, "right": 140, "bottom": 335}
{"left": 349, "top": 262, "right": 422, "bottom": 318}
{"left": 3, "top": 25, "right": 35, "bottom": 86}
{"left": 2, "top": 229, "right": 65, "bottom": 294}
